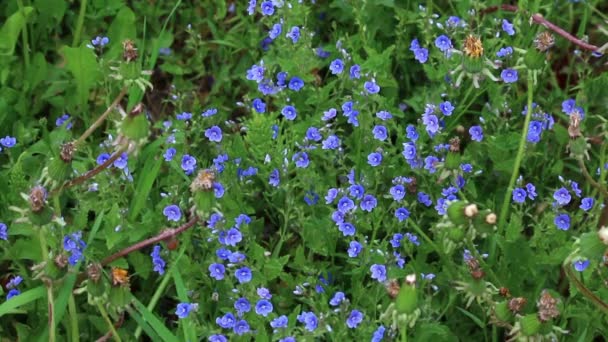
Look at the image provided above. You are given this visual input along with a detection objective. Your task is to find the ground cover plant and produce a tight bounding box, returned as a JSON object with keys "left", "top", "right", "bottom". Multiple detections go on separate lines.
{"left": 1, "top": 0, "right": 608, "bottom": 341}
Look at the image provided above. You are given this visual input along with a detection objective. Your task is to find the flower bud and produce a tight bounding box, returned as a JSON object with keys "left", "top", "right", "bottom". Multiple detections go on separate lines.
{"left": 494, "top": 301, "right": 512, "bottom": 322}
{"left": 464, "top": 204, "right": 478, "bottom": 218}
{"left": 47, "top": 157, "right": 72, "bottom": 182}
{"left": 119, "top": 110, "right": 149, "bottom": 142}
{"left": 447, "top": 201, "right": 468, "bottom": 225}
{"left": 520, "top": 314, "right": 541, "bottom": 336}
{"left": 395, "top": 281, "right": 418, "bottom": 314}
{"left": 598, "top": 226, "right": 608, "bottom": 245}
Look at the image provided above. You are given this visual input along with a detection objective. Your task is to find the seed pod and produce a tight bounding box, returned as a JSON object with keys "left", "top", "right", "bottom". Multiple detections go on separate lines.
{"left": 447, "top": 201, "right": 468, "bottom": 225}
{"left": 120, "top": 112, "right": 149, "bottom": 141}
{"left": 494, "top": 301, "right": 512, "bottom": 322}
{"left": 444, "top": 151, "right": 461, "bottom": 170}
{"left": 520, "top": 314, "right": 541, "bottom": 336}
{"left": 109, "top": 285, "right": 130, "bottom": 308}
{"left": 447, "top": 227, "right": 465, "bottom": 242}
{"left": 473, "top": 209, "right": 495, "bottom": 234}
{"left": 47, "top": 157, "right": 72, "bottom": 182}
{"left": 395, "top": 282, "right": 418, "bottom": 314}
{"left": 568, "top": 137, "right": 588, "bottom": 159}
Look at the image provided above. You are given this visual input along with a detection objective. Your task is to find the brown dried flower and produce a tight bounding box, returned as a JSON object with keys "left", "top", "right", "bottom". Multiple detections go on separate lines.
{"left": 60, "top": 142, "right": 76, "bottom": 162}
{"left": 29, "top": 185, "right": 48, "bottom": 212}
{"left": 385, "top": 279, "right": 400, "bottom": 299}
{"left": 463, "top": 35, "right": 484, "bottom": 58}
{"left": 537, "top": 290, "right": 560, "bottom": 321}
{"left": 190, "top": 169, "right": 216, "bottom": 192}
{"left": 122, "top": 39, "right": 138, "bottom": 62}
{"left": 534, "top": 32, "right": 555, "bottom": 52}
{"left": 508, "top": 297, "right": 527, "bottom": 313}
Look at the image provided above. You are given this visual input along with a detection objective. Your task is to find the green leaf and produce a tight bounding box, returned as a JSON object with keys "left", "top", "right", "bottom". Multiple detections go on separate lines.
{"left": 579, "top": 232, "right": 606, "bottom": 260}
{"left": 456, "top": 307, "right": 485, "bottom": 329}
{"left": 172, "top": 268, "right": 196, "bottom": 342}
{"left": 0, "top": 286, "right": 45, "bottom": 317}
{"left": 128, "top": 154, "right": 163, "bottom": 221}
{"left": 263, "top": 255, "right": 289, "bottom": 280}
{"left": 125, "top": 306, "right": 163, "bottom": 342}
{"left": 130, "top": 295, "right": 179, "bottom": 342}
{"left": 106, "top": 7, "right": 137, "bottom": 60}
{"left": 0, "top": 7, "right": 34, "bottom": 56}
{"left": 60, "top": 44, "right": 102, "bottom": 106}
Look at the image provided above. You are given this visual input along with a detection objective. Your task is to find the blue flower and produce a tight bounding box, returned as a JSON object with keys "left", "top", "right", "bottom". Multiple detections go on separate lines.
{"left": 414, "top": 47, "right": 429, "bottom": 63}
{"left": 205, "top": 126, "right": 223, "bottom": 142}
{"left": 316, "top": 47, "right": 330, "bottom": 58}
{"left": 553, "top": 187, "right": 571, "bottom": 206}
{"left": 163, "top": 204, "right": 181, "bottom": 221}
{"left": 281, "top": 105, "right": 297, "bottom": 120}
{"left": 233, "top": 320, "right": 250, "bottom": 335}
{"left": 260, "top": 1, "right": 274, "bottom": 15}
{"left": 417, "top": 192, "right": 432, "bottom": 207}
{"left": 337, "top": 196, "right": 355, "bottom": 213}
{"left": 368, "top": 152, "right": 383, "bottom": 167}
{"left": 422, "top": 114, "right": 440, "bottom": 135}
{"left": 554, "top": 213, "right": 571, "bottom": 230}
{"left": 370, "top": 264, "right": 387, "bottom": 282}
{"left": 201, "top": 108, "right": 218, "bottom": 117}
{"left": 580, "top": 197, "right": 594, "bottom": 211}
{"left": 255, "top": 299, "right": 273, "bottom": 317}
{"left": 372, "top": 325, "right": 386, "bottom": 342}
{"left": 247, "top": 0, "right": 256, "bottom": 15}
{"left": 216, "top": 312, "right": 237, "bottom": 328}
{"left": 364, "top": 80, "right": 380, "bottom": 94}
{"left": 176, "top": 112, "right": 192, "bottom": 120}
{"left": 322, "top": 135, "right": 341, "bottom": 150}
{"left": 91, "top": 36, "right": 109, "bottom": 47}
{"left": 325, "top": 188, "right": 339, "bottom": 204}
{"left": 272, "top": 124, "right": 279, "bottom": 139}
{"left": 181, "top": 154, "right": 197, "bottom": 174}
{"left": 113, "top": 152, "right": 128, "bottom": 169}
{"left": 339, "top": 222, "right": 356, "bottom": 236}
{"left": 288, "top": 77, "right": 304, "bottom": 91}
{"left": 562, "top": 99, "right": 576, "bottom": 114}
{"left": 439, "top": 101, "right": 455, "bottom": 116}
{"left": 372, "top": 125, "right": 388, "bottom": 141}
{"left": 150, "top": 245, "right": 166, "bottom": 275}
{"left": 209, "top": 335, "right": 228, "bottom": 342}
{"left": 292, "top": 151, "right": 309, "bottom": 168}
{"left": 329, "top": 59, "right": 344, "bottom": 74}
{"left": 6, "top": 289, "right": 20, "bottom": 300}
{"left": 526, "top": 183, "right": 537, "bottom": 200}
{"left": 424, "top": 156, "right": 439, "bottom": 173}
{"left": 269, "top": 23, "right": 282, "bottom": 40}
{"left": 304, "top": 191, "right": 319, "bottom": 205}
{"left": 6, "top": 276, "right": 21, "bottom": 289}
{"left": 395, "top": 207, "right": 410, "bottom": 222}
{"left": 376, "top": 110, "right": 392, "bottom": 120}
{"left": 270, "top": 315, "right": 289, "bottom": 329}
{"left": 501, "top": 69, "right": 518, "bottom": 83}
{"left": 224, "top": 228, "right": 243, "bottom": 246}
{"left": 496, "top": 46, "right": 513, "bottom": 57}
{"left": 469, "top": 125, "right": 483, "bottom": 142}
{"left": 305, "top": 127, "right": 322, "bottom": 141}
{"left": 360, "top": 194, "right": 377, "bottom": 212}
{"left": 63, "top": 231, "right": 86, "bottom": 265}
{"left": 349, "top": 64, "right": 361, "bottom": 79}
{"left": 269, "top": 169, "right": 280, "bottom": 187}
{"left": 502, "top": 19, "right": 515, "bottom": 36}
{"left": 512, "top": 188, "right": 527, "bottom": 203}
{"left": 390, "top": 233, "right": 403, "bottom": 248}
{"left": 56, "top": 114, "right": 73, "bottom": 129}
{"left": 235, "top": 267, "right": 252, "bottom": 283}
{"left": 402, "top": 142, "right": 417, "bottom": 160}
{"left": 252, "top": 98, "right": 266, "bottom": 113}
{"left": 322, "top": 108, "right": 337, "bottom": 121}
{"left": 406, "top": 125, "right": 419, "bottom": 141}
{"left": 234, "top": 297, "right": 251, "bottom": 314}
{"left": 435, "top": 35, "right": 452, "bottom": 52}
{"left": 297, "top": 311, "right": 318, "bottom": 331}
{"left": 346, "top": 309, "right": 364, "bottom": 328}
{"left": 347, "top": 241, "right": 362, "bottom": 257}
{"left": 406, "top": 232, "right": 421, "bottom": 246}
{"left": 527, "top": 121, "right": 543, "bottom": 143}
{"left": 349, "top": 184, "right": 364, "bottom": 199}
{"left": 0, "top": 223, "right": 7, "bottom": 240}
{"left": 246, "top": 64, "right": 265, "bottom": 82}
{"left": 176, "top": 302, "right": 196, "bottom": 318}
{"left": 163, "top": 148, "right": 176, "bottom": 161}
{"left": 573, "top": 259, "right": 590, "bottom": 272}
{"left": 209, "top": 263, "right": 226, "bottom": 280}
{"left": 286, "top": 26, "right": 300, "bottom": 43}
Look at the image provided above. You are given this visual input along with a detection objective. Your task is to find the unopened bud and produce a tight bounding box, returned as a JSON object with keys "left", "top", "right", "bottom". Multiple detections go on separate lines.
{"left": 485, "top": 213, "right": 497, "bottom": 225}
{"left": 464, "top": 204, "right": 478, "bottom": 218}
{"left": 60, "top": 142, "right": 76, "bottom": 162}
{"left": 599, "top": 226, "right": 608, "bottom": 245}
{"left": 385, "top": 279, "right": 400, "bottom": 299}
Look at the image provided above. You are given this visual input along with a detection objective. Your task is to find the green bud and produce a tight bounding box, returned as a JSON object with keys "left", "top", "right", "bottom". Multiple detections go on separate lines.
{"left": 494, "top": 301, "right": 512, "bottom": 322}
{"left": 520, "top": 314, "right": 541, "bottom": 336}
{"left": 444, "top": 151, "right": 461, "bottom": 170}
{"left": 473, "top": 209, "right": 495, "bottom": 234}
{"left": 447, "top": 227, "right": 465, "bottom": 242}
{"left": 524, "top": 50, "right": 545, "bottom": 70}
{"left": 47, "top": 157, "right": 72, "bottom": 182}
{"left": 447, "top": 201, "right": 468, "bottom": 226}
{"left": 87, "top": 278, "right": 107, "bottom": 298}
{"left": 109, "top": 286, "right": 130, "bottom": 308}
{"left": 462, "top": 55, "right": 483, "bottom": 74}
{"left": 29, "top": 206, "right": 54, "bottom": 226}
{"left": 568, "top": 137, "right": 588, "bottom": 159}
{"left": 395, "top": 284, "right": 418, "bottom": 314}
{"left": 120, "top": 113, "right": 149, "bottom": 141}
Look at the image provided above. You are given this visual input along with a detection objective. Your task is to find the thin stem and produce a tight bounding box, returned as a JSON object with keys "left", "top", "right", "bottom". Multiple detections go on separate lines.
{"left": 72, "top": 0, "right": 88, "bottom": 47}
{"left": 95, "top": 300, "right": 122, "bottom": 342}
{"left": 408, "top": 220, "right": 457, "bottom": 279}
{"left": 465, "top": 238, "right": 501, "bottom": 286}
{"left": 498, "top": 72, "right": 534, "bottom": 234}
{"left": 68, "top": 294, "right": 80, "bottom": 342}
{"left": 563, "top": 260, "right": 608, "bottom": 314}
{"left": 74, "top": 87, "right": 127, "bottom": 147}
{"left": 578, "top": 158, "right": 608, "bottom": 199}
{"left": 16, "top": 0, "right": 30, "bottom": 70}
{"left": 480, "top": 5, "right": 601, "bottom": 52}
{"left": 100, "top": 214, "right": 199, "bottom": 266}
{"left": 133, "top": 272, "right": 173, "bottom": 339}
{"left": 51, "top": 146, "right": 128, "bottom": 196}
{"left": 39, "top": 228, "right": 55, "bottom": 342}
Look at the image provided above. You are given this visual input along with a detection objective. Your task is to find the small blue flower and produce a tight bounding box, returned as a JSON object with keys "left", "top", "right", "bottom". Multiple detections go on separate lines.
{"left": 402, "top": 142, "right": 417, "bottom": 160}
{"left": 364, "top": 80, "right": 380, "bottom": 94}
{"left": 163, "top": 147, "right": 176, "bottom": 161}
{"left": 512, "top": 188, "right": 527, "bottom": 203}
{"left": 417, "top": 192, "right": 432, "bottom": 207}
{"left": 349, "top": 64, "right": 361, "bottom": 79}
{"left": 339, "top": 222, "right": 356, "bottom": 236}
{"left": 469, "top": 125, "right": 483, "bottom": 142}
{"left": 202, "top": 108, "right": 218, "bottom": 117}
{"left": 163, "top": 204, "right": 181, "bottom": 221}
{"left": 235, "top": 267, "right": 252, "bottom": 283}
{"left": 372, "top": 325, "right": 386, "bottom": 342}
{"left": 322, "top": 108, "right": 337, "bottom": 121}
{"left": 113, "top": 152, "right": 128, "bottom": 169}
{"left": 554, "top": 213, "right": 571, "bottom": 230}
{"left": 527, "top": 121, "right": 543, "bottom": 143}
{"left": 573, "top": 259, "right": 590, "bottom": 272}
{"left": 233, "top": 320, "right": 250, "bottom": 335}
{"left": 281, "top": 105, "right": 297, "bottom": 120}
{"left": 502, "top": 19, "right": 515, "bottom": 36}
{"left": 0, "top": 223, "right": 8, "bottom": 240}
{"left": 255, "top": 299, "right": 273, "bottom": 317}
{"left": 269, "top": 169, "right": 280, "bottom": 187}
{"left": 176, "top": 302, "right": 196, "bottom": 318}
{"left": 91, "top": 36, "right": 109, "bottom": 47}
{"left": 562, "top": 99, "right": 576, "bottom": 114}
{"left": 56, "top": 114, "right": 73, "bottom": 129}
{"left": 337, "top": 196, "right": 355, "bottom": 213}
{"left": 349, "top": 184, "right": 364, "bottom": 199}
{"left": 288, "top": 77, "right": 304, "bottom": 91}
{"left": 360, "top": 194, "right": 377, "bottom": 212}
{"left": 209, "top": 335, "right": 228, "bottom": 342}
{"left": 501, "top": 69, "right": 518, "bottom": 83}
{"left": 63, "top": 231, "right": 86, "bottom": 265}
{"left": 305, "top": 127, "right": 322, "bottom": 141}
{"left": 216, "top": 312, "right": 237, "bottom": 328}
{"left": 439, "top": 101, "right": 455, "bottom": 116}
{"left": 390, "top": 233, "right": 403, "bottom": 248}
{"left": 6, "top": 289, "right": 20, "bottom": 300}
{"left": 370, "top": 264, "right": 387, "bottom": 282}
{"left": 346, "top": 309, "right": 364, "bottom": 328}
{"left": 176, "top": 112, "right": 192, "bottom": 120}
{"left": 252, "top": 98, "right": 266, "bottom": 113}
{"left": 297, "top": 311, "right": 318, "bottom": 331}
{"left": 329, "top": 59, "right": 344, "bottom": 74}
{"left": 234, "top": 297, "right": 250, "bottom": 314}
{"left": 286, "top": 26, "right": 300, "bottom": 43}
{"left": 367, "top": 152, "right": 383, "bottom": 167}
{"left": 406, "top": 125, "right": 419, "bottom": 141}
{"left": 181, "top": 154, "right": 197, "bottom": 174}
{"left": 260, "top": 1, "right": 274, "bottom": 15}
{"left": 270, "top": 315, "right": 288, "bottom": 329}
{"left": 292, "top": 151, "right": 309, "bottom": 168}
{"left": 376, "top": 110, "right": 392, "bottom": 120}
{"left": 269, "top": 23, "right": 282, "bottom": 40}
{"left": 526, "top": 183, "right": 537, "bottom": 200}
{"left": 580, "top": 197, "right": 594, "bottom": 211}
{"left": 205, "top": 126, "right": 223, "bottom": 142}
{"left": 372, "top": 125, "right": 388, "bottom": 141}
{"left": 435, "top": 35, "right": 452, "bottom": 52}
{"left": 347, "top": 241, "right": 362, "bottom": 257}
{"left": 553, "top": 187, "right": 571, "bottom": 206}
{"left": 395, "top": 207, "right": 410, "bottom": 222}
{"left": 414, "top": 47, "right": 429, "bottom": 63}
{"left": 150, "top": 245, "right": 166, "bottom": 275}
{"left": 496, "top": 46, "right": 513, "bottom": 58}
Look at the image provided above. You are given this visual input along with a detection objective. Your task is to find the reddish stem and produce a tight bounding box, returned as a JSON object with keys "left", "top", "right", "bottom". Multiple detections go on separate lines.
{"left": 481, "top": 4, "right": 600, "bottom": 52}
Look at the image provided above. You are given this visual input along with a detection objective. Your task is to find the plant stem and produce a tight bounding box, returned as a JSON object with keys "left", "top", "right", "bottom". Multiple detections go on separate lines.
{"left": 68, "top": 294, "right": 80, "bottom": 342}
{"left": 39, "top": 228, "right": 56, "bottom": 342}
{"left": 133, "top": 272, "right": 172, "bottom": 339}
{"left": 408, "top": 220, "right": 457, "bottom": 279}
{"left": 74, "top": 87, "right": 128, "bottom": 148}
{"left": 498, "top": 72, "right": 534, "bottom": 235}
{"left": 16, "top": 0, "right": 30, "bottom": 71}
{"left": 95, "top": 300, "right": 122, "bottom": 342}
{"left": 72, "top": 0, "right": 88, "bottom": 47}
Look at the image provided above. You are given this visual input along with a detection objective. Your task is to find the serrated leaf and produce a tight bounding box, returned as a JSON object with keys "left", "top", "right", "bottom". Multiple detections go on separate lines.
{"left": 579, "top": 232, "right": 606, "bottom": 260}
{"left": 60, "top": 44, "right": 102, "bottom": 106}
{"left": 0, "top": 7, "right": 34, "bottom": 56}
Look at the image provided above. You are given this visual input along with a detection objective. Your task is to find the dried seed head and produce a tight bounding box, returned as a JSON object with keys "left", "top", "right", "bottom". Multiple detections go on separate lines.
{"left": 464, "top": 204, "right": 479, "bottom": 218}
{"left": 537, "top": 290, "right": 560, "bottom": 321}
{"left": 54, "top": 254, "right": 68, "bottom": 269}
{"left": 534, "top": 31, "right": 555, "bottom": 52}
{"left": 190, "top": 169, "right": 216, "bottom": 192}
{"left": 463, "top": 35, "right": 484, "bottom": 58}
{"left": 122, "top": 39, "right": 138, "bottom": 62}
{"left": 87, "top": 263, "right": 102, "bottom": 283}
{"left": 60, "top": 142, "right": 76, "bottom": 162}
{"left": 568, "top": 112, "right": 582, "bottom": 138}
{"left": 385, "top": 279, "right": 400, "bottom": 299}
{"left": 471, "top": 269, "right": 485, "bottom": 280}
{"left": 29, "top": 185, "right": 48, "bottom": 212}
{"left": 499, "top": 287, "right": 511, "bottom": 298}
{"left": 485, "top": 213, "right": 497, "bottom": 225}
{"left": 449, "top": 137, "right": 461, "bottom": 152}
{"left": 111, "top": 267, "right": 130, "bottom": 287}
{"left": 508, "top": 297, "right": 527, "bottom": 313}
